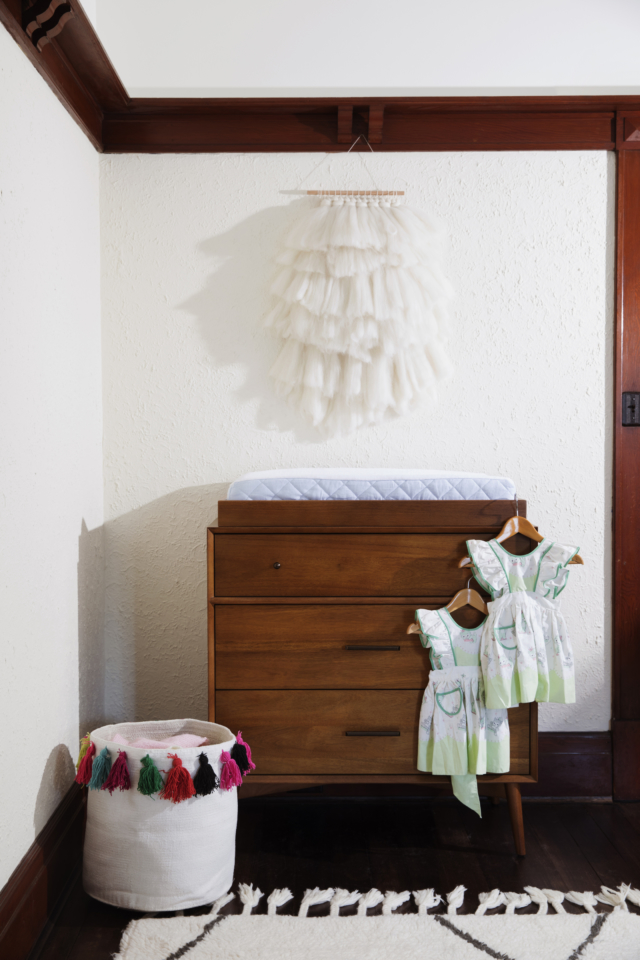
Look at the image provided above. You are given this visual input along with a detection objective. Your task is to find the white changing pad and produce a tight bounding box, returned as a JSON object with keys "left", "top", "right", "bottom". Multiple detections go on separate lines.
{"left": 227, "top": 469, "right": 516, "bottom": 502}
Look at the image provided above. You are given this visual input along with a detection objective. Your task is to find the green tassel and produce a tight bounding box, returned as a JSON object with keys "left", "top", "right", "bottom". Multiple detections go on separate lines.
{"left": 76, "top": 732, "right": 91, "bottom": 772}
{"left": 88, "top": 747, "right": 111, "bottom": 790}
{"left": 137, "top": 755, "right": 164, "bottom": 796}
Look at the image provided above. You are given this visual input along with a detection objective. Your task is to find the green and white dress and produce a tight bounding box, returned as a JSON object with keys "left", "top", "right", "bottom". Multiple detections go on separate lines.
{"left": 467, "top": 538, "right": 579, "bottom": 709}
{"left": 415, "top": 608, "right": 511, "bottom": 788}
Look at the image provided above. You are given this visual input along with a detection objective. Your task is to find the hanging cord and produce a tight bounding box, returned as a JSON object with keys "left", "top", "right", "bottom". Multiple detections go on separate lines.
{"left": 345, "top": 134, "right": 381, "bottom": 193}
{"left": 293, "top": 133, "right": 387, "bottom": 196}
{"left": 293, "top": 152, "right": 335, "bottom": 193}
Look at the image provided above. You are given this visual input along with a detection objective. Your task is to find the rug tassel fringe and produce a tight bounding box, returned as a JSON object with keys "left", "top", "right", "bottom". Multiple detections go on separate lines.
{"left": 209, "top": 892, "right": 235, "bottom": 916}
{"left": 566, "top": 891, "right": 598, "bottom": 914}
{"left": 357, "top": 889, "right": 384, "bottom": 916}
{"left": 476, "top": 890, "right": 505, "bottom": 915}
{"left": 523, "top": 887, "right": 548, "bottom": 914}
{"left": 542, "top": 889, "right": 566, "bottom": 913}
{"left": 267, "top": 888, "right": 294, "bottom": 915}
{"left": 298, "top": 888, "right": 335, "bottom": 917}
{"left": 330, "top": 889, "right": 362, "bottom": 916}
{"left": 381, "top": 891, "right": 411, "bottom": 915}
{"left": 238, "top": 883, "right": 263, "bottom": 915}
{"left": 597, "top": 884, "right": 630, "bottom": 911}
{"left": 206, "top": 882, "right": 640, "bottom": 919}
{"left": 413, "top": 890, "right": 442, "bottom": 915}
{"left": 626, "top": 886, "right": 640, "bottom": 908}
{"left": 446, "top": 885, "right": 466, "bottom": 915}
{"left": 504, "top": 892, "right": 531, "bottom": 914}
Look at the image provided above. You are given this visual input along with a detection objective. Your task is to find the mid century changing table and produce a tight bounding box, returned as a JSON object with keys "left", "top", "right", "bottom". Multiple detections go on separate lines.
{"left": 208, "top": 499, "right": 538, "bottom": 854}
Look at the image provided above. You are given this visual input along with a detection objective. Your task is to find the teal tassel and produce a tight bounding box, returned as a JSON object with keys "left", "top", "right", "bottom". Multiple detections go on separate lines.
{"left": 88, "top": 747, "right": 111, "bottom": 791}
{"left": 137, "top": 755, "right": 164, "bottom": 796}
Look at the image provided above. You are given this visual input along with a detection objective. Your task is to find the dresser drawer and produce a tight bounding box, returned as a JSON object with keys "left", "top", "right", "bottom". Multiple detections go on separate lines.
{"left": 215, "top": 605, "right": 430, "bottom": 689}
{"left": 215, "top": 691, "right": 531, "bottom": 776}
{"left": 214, "top": 533, "right": 486, "bottom": 597}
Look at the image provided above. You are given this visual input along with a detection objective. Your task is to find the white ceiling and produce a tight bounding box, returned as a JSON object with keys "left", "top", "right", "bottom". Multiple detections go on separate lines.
{"left": 89, "top": 0, "right": 640, "bottom": 97}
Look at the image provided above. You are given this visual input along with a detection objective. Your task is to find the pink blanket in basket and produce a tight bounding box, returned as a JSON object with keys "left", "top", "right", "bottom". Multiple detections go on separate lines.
{"left": 111, "top": 733, "right": 209, "bottom": 748}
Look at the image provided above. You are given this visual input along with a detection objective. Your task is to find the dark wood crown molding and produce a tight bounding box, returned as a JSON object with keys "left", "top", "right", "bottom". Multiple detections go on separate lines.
{"left": 2, "top": 1, "right": 640, "bottom": 153}
{"left": 23, "top": 0, "right": 74, "bottom": 51}
{"left": 0, "top": 0, "right": 126, "bottom": 149}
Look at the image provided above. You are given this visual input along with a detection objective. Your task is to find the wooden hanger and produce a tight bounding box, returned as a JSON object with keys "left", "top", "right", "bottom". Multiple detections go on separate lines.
{"left": 406, "top": 580, "right": 487, "bottom": 633}
{"left": 446, "top": 584, "right": 489, "bottom": 615}
{"left": 458, "top": 507, "right": 584, "bottom": 568}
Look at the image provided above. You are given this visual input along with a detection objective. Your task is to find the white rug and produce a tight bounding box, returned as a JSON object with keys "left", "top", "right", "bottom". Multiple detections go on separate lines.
{"left": 115, "top": 883, "right": 640, "bottom": 960}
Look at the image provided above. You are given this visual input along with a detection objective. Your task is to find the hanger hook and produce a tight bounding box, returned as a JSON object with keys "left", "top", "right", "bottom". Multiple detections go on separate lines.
{"left": 514, "top": 493, "right": 519, "bottom": 518}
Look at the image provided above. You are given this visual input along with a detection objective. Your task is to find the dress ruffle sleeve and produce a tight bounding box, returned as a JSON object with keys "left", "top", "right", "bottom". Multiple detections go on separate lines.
{"left": 414, "top": 609, "right": 456, "bottom": 670}
{"left": 537, "top": 542, "right": 580, "bottom": 599}
{"left": 466, "top": 539, "right": 508, "bottom": 599}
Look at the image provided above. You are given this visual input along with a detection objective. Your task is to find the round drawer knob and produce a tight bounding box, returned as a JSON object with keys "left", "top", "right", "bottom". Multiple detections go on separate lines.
{"left": 273, "top": 562, "right": 281, "bottom": 569}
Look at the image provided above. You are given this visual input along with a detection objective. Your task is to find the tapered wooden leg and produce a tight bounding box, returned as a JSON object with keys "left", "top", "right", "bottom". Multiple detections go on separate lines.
{"left": 505, "top": 783, "right": 526, "bottom": 855}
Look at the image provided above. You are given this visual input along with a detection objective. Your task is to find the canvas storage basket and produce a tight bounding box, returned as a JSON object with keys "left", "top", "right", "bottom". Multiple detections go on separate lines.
{"left": 83, "top": 719, "right": 238, "bottom": 912}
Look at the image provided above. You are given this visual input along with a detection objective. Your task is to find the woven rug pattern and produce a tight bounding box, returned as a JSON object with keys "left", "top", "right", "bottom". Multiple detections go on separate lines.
{"left": 115, "top": 882, "right": 640, "bottom": 960}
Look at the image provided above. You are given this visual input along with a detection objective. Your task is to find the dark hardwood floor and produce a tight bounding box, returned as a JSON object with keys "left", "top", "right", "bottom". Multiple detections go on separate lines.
{"left": 31, "top": 796, "right": 640, "bottom": 960}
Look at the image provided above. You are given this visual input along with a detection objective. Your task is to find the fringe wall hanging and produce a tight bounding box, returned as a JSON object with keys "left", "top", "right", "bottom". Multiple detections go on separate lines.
{"left": 264, "top": 157, "right": 454, "bottom": 437}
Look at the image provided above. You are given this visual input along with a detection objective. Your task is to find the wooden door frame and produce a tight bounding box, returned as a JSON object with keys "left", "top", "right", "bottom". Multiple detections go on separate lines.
{"left": 3, "top": 0, "right": 639, "bottom": 797}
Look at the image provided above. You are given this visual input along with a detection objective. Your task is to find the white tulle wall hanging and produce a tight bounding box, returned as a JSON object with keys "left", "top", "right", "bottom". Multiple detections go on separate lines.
{"left": 264, "top": 152, "right": 454, "bottom": 438}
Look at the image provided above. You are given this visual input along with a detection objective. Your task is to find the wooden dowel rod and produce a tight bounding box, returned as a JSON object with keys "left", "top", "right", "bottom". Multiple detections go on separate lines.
{"left": 306, "top": 190, "right": 404, "bottom": 196}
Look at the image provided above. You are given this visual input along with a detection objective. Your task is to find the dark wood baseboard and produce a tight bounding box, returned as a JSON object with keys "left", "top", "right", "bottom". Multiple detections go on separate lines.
{"left": 521, "top": 732, "right": 612, "bottom": 799}
{"left": 612, "top": 720, "right": 640, "bottom": 800}
{"left": 0, "top": 784, "right": 85, "bottom": 960}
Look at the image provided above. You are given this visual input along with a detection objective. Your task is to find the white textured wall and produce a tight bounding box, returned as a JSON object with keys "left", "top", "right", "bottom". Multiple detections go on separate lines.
{"left": 0, "top": 27, "right": 103, "bottom": 886}
{"left": 101, "top": 150, "right": 613, "bottom": 734}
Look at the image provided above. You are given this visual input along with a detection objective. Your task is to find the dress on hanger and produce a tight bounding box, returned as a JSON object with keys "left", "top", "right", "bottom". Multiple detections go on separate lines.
{"left": 415, "top": 607, "right": 510, "bottom": 815}
{"left": 466, "top": 538, "right": 579, "bottom": 709}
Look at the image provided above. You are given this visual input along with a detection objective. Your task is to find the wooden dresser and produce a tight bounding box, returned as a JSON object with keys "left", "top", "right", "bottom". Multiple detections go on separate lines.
{"left": 208, "top": 499, "right": 538, "bottom": 854}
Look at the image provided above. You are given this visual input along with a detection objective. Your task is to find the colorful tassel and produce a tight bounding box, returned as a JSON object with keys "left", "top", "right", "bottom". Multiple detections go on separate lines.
{"left": 160, "top": 753, "right": 196, "bottom": 803}
{"left": 137, "top": 754, "right": 164, "bottom": 796}
{"left": 238, "top": 731, "right": 255, "bottom": 770}
{"left": 75, "top": 741, "right": 96, "bottom": 786}
{"left": 231, "top": 731, "right": 255, "bottom": 775}
{"left": 101, "top": 750, "right": 131, "bottom": 794}
{"left": 220, "top": 750, "right": 243, "bottom": 790}
{"left": 193, "top": 752, "right": 219, "bottom": 796}
{"left": 88, "top": 747, "right": 111, "bottom": 790}
{"left": 76, "top": 732, "right": 91, "bottom": 771}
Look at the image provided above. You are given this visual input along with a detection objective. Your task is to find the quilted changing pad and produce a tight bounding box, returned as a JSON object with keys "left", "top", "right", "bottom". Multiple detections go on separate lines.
{"left": 227, "top": 468, "right": 516, "bottom": 502}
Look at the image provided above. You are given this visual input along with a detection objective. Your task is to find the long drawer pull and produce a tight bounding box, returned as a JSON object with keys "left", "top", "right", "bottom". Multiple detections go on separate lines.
{"left": 345, "top": 731, "right": 401, "bottom": 737}
{"left": 345, "top": 644, "right": 401, "bottom": 651}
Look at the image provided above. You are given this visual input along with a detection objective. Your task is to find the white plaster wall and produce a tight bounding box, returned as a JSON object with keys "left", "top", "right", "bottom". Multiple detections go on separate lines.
{"left": 0, "top": 27, "right": 103, "bottom": 887}
{"left": 100, "top": 150, "right": 613, "bottom": 734}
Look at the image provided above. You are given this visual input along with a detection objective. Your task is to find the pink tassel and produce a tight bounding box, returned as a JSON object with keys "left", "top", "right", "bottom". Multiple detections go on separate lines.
{"left": 220, "top": 750, "right": 243, "bottom": 790}
{"left": 101, "top": 750, "right": 131, "bottom": 794}
{"left": 237, "top": 731, "right": 255, "bottom": 771}
{"left": 75, "top": 741, "right": 96, "bottom": 786}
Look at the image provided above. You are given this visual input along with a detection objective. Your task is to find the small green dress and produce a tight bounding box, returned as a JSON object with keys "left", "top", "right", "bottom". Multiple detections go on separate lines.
{"left": 415, "top": 607, "right": 511, "bottom": 778}
{"left": 466, "top": 538, "right": 579, "bottom": 708}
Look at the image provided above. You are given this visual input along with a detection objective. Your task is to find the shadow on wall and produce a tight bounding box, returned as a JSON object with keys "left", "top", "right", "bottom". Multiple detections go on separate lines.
{"left": 78, "top": 519, "right": 105, "bottom": 735}
{"left": 102, "top": 483, "right": 229, "bottom": 726}
{"left": 33, "top": 744, "right": 75, "bottom": 834}
{"left": 180, "top": 200, "right": 324, "bottom": 444}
